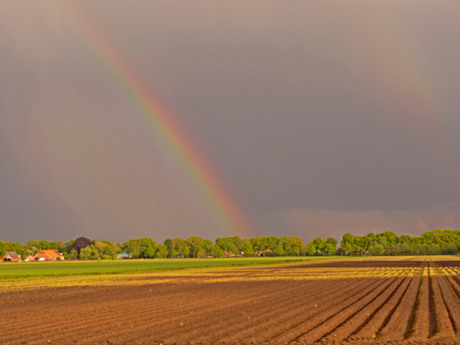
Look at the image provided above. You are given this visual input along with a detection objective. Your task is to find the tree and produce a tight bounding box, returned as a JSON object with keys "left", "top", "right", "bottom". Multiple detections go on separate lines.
{"left": 170, "top": 238, "right": 189, "bottom": 258}
{"left": 215, "top": 237, "right": 238, "bottom": 255}
{"left": 102, "top": 245, "right": 116, "bottom": 259}
{"left": 313, "top": 237, "right": 327, "bottom": 255}
{"left": 122, "top": 239, "right": 141, "bottom": 258}
{"left": 4, "top": 242, "right": 27, "bottom": 258}
{"left": 266, "top": 236, "right": 279, "bottom": 251}
{"left": 69, "top": 249, "right": 78, "bottom": 260}
{"left": 250, "top": 237, "right": 267, "bottom": 254}
{"left": 140, "top": 238, "right": 158, "bottom": 258}
{"left": 242, "top": 239, "right": 254, "bottom": 257}
{"left": 274, "top": 243, "right": 285, "bottom": 256}
{"left": 442, "top": 244, "right": 458, "bottom": 255}
{"left": 122, "top": 238, "right": 158, "bottom": 258}
{"left": 156, "top": 245, "right": 169, "bottom": 258}
{"left": 27, "top": 240, "right": 39, "bottom": 249}
{"left": 304, "top": 242, "right": 317, "bottom": 256}
{"left": 322, "top": 243, "right": 336, "bottom": 255}
{"left": 202, "top": 239, "right": 213, "bottom": 255}
{"left": 62, "top": 240, "right": 75, "bottom": 257}
{"left": 80, "top": 245, "right": 99, "bottom": 260}
{"left": 211, "top": 245, "right": 224, "bottom": 258}
{"left": 187, "top": 236, "right": 205, "bottom": 258}
{"left": 0, "top": 241, "right": 6, "bottom": 257}
{"left": 72, "top": 237, "right": 93, "bottom": 257}
{"left": 368, "top": 243, "right": 385, "bottom": 256}
{"left": 38, "top": 240, "right": 50, "bottom": 250}
{"left": 282, "top": 236, "right": 304, "bottom": 256}
{"left": 143, "top": 242, "right": 157, "bottom": 258}
{"left": 380, "top": 231, "right": 398, "bottom": 247}
{"left": 325, "top": 237, "right": 338, "bottom": 254}
{"left": 341, "top": 233, "right": 356, "bottom": 255}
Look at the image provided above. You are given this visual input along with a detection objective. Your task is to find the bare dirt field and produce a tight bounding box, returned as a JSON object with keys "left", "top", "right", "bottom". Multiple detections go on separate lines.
{"left": 1, "top": 259, "right": 459, "bottom": 345}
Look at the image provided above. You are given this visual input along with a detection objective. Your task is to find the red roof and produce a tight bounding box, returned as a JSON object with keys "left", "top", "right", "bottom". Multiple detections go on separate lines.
{"left": 34, "top": 250, "right": 64, "bottom": 260}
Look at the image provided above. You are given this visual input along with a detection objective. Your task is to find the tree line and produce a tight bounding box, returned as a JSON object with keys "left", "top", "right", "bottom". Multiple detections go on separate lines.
{"left": 0, "top": 229, "right": 458, "bottom": 260}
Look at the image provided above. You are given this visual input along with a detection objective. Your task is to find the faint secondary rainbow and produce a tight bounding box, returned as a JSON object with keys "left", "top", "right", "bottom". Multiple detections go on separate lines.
{"left": 47, "top": 0, "right": 253, "bottom": 238}
{"left": 337, "top": 5, "right": 460, "bottom": 184}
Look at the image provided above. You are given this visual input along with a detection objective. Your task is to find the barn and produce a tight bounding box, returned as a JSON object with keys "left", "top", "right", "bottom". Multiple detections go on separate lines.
{"left": 33, "top": 250, "right": 65, "bottom": 261}
{"left": 2, "top": 252, "right": 22, "bottom": 262}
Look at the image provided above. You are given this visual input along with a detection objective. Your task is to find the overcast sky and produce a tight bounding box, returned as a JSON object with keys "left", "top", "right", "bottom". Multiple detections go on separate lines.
{"left": 1, "top": 0, "right": 460, "bottom": 243}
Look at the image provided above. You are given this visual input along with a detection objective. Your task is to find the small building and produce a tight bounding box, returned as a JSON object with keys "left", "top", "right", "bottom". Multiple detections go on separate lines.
{"left": 34, "top": 250, "right": 65, "bottom": 261}
{"left": 2, "top": 252, "right": 22, "bottom": 262}
{"left": 24, "top": 256, "right": 35, "bottom": 262}
{"left": 116, "top": 253, "right": 131, "bottom": 259}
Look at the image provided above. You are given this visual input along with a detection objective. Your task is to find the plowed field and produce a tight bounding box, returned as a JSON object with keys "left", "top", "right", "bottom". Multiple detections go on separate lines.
{"left": 1, "top": 259, "right": 459, "bottom": 344}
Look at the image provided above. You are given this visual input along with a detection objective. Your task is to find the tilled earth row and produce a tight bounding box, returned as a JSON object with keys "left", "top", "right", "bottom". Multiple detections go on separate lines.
{"left": 1, "top": 260, "right": 459, "bottom": 345}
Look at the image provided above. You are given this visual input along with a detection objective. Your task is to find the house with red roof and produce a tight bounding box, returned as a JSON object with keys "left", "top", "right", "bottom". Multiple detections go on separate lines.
{"left": 33, "top": 250, "right": 65, "bottom": 261}
{"left": 1, "top": 252, "right": 22, "bottom": 262}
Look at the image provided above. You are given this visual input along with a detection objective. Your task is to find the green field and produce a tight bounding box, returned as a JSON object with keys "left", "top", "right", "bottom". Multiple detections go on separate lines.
{"left": 1, "top": 255, "right": 455, "bottom": 281}
{"left": 0, "top": 257, "right": 322, "bottom": 280}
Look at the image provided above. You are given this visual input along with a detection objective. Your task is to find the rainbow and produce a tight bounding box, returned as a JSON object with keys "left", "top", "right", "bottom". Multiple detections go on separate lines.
{"left": 47, "top": 1, "right": 253, "bottom": 238}
{"left": 337, "top": 6, "right": 460, "bottom": 184}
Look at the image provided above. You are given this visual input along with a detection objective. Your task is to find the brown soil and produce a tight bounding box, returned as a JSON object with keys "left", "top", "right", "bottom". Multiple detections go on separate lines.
{"left": 1, "top": 260, "right": 459, "bottom": 345}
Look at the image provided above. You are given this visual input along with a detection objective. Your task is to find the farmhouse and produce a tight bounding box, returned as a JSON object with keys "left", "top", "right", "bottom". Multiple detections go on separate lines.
{"left": 2, "top": 252, "right": 22, "bottom": 262}
{"left": 34, "top": 250, "right": 65, "bottom": 261}
{"left": 116, "top": 253, "right": 131, "bottom": 259}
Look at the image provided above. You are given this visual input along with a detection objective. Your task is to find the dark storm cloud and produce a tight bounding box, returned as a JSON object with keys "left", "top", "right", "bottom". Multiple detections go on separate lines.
{"left": 1, "top": 0, "right": 460, "bottom": 242}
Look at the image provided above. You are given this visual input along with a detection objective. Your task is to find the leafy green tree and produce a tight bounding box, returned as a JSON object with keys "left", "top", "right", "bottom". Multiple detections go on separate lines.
{"left": 304, "top": 242, "right": 317, "bottom": 256}
{"left": 215, "top": 237, "right": 238, "bottom": 255}
{"left": 281, "top": 236, "right": 304, "bottom": 256}
{"left": 368, "top": 243, "right": 385, "bottom": 256}
{"left": 26, "top": 241, "right": 39, "bottom": 256}
{"left": 242, "top": 239, "right": 254, "bottom": 257}
{"left": 340, "top": 233, "right": 357, "bottom": 255}
{"left": 80, "top": 245, "right": 99, "bottom": 260}
{"left": 69, "top": 249, "right": 78, "bottom": 260}
{"left": 62, "top": 240, "right": 75, "bottom": 257}
{"left": 322, "top": 243, "right": 336, "bottom": 255}
{"left": 156, "top": 245, "right": 169, "bottom": 258}
{"left": 38, "top": 240, "right": 50, "bottom": 250}
{"left": 170, "top": 238, "right": 189, "bottom": 258}
{"left": 266, "top": 236, "right": 279, "bottom": 251}
{"left": 143, "top": 242, "right": 157, "bottom": 258}
{"left": 250, "top": 237, "right": 267, "bottom": 254}
{"left": 102, "top": 245, "right": 116, "bottom": 259}
{"left": 380, "top": 231, "right": 398, "bottom": 247}
{"left": 140, "top": 238, "right": 158, "bottom": 258}
{"left": 27, "top": 240, "right": 39, "bottom": 249}
{"left": 273, "top": 243, "right": 285, "bottom": 256}
{"left": 4, "top": 242, "right": 27, "bottom": 258}
{"left": 325, "top": 237, "right": 338, "bottom": 249}
{"left": 312, "top": 237, "right": 327, "bottom": 255}
{"left": 203, "top": 239, "right": 213, "bottom": 255}
{"left": 399, "top": 243, "right": 412, "bottom": 255}
{"left": 211, "top": 245, "right": 224, "bottom": 258}
{"left": 122, "top": 239, "right": 141, "bottom": 258}
{"left": 0, "top": 241, "right": 6, "bottom": 257}
{"left": 187, "top": 236, "right": 206, "bottom": 258}
{"left": 122, "top": 238, "right": 158, "bottom": 258}
{"left": 442, "top": 244, "right": 458, "bottom": 255}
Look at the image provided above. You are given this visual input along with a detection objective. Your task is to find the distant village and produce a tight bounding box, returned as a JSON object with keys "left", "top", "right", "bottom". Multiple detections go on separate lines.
{"left": 2, "top": 250, "right": 65, "bottom": 262}
{"left": 1, "top": 250, "right": 131, "bottom": 262}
